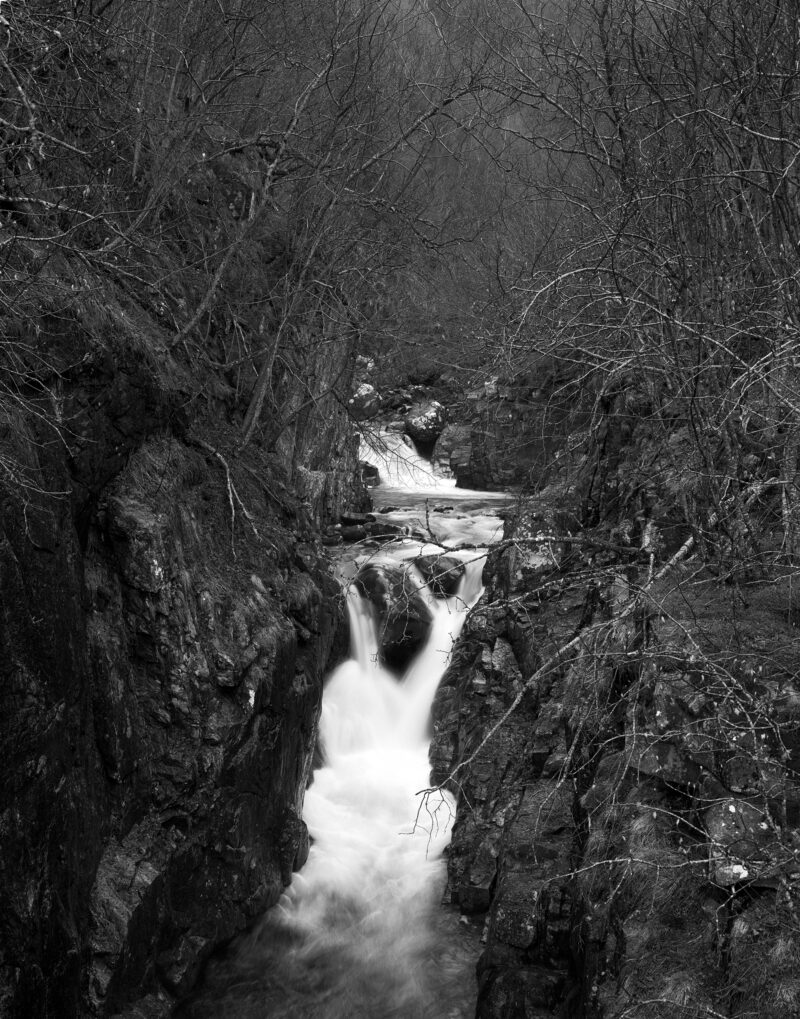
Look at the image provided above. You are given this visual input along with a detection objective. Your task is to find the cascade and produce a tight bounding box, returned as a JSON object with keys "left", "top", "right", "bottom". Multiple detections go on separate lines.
{"left": 182, "top": 430, "right": 512, "bottom": 1018}
{"left": 268, "top": 556, "right": 484, "bottom": 1017}
{"left": 359, "top": 429, "right": 450, "bottom": 491}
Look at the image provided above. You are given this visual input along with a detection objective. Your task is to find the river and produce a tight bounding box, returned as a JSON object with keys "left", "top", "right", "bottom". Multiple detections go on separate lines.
{"left": 180, "top": 430, "right": 513, "bottom": 1018}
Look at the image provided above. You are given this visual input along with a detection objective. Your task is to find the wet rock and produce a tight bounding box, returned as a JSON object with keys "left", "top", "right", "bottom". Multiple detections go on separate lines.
{"left": 348, "top": 382, "right": 381, "bottom": 420}
{"left": 340, "top": 511, "right": 374, "bottom": 526}
{"left": 359, "top": 461, "right": 380, "bottom": 487}
{"left": 354, "top": 563, "right": 433, "bottom": 672}
{"left": 404, "top": 399, "right": 446, "bottom": 446}
{"left": 414, "top": 554, "right": 466, "bottom": 597}
{"left": 278, "top": 809, "right": 310, "bottom": 885}
{"left": 340, "top": 524, "right": 368, "bottom": 542}
{"left": 366, "top": 521, "right": 406, "bottom": 541}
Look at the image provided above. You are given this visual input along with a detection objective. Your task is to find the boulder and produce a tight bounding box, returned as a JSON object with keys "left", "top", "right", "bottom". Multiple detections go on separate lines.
{"left": 404, "top": 399, "right": 446, "bottom": 446}
{"left": 348, "top": 382, "right": 381, "bottom": 420}
{"left": 340, "top": 524, "right": 368, "bottom": 542}
{"left": 359, "top": 461, "right": 380, "bottom": 487}
{"left": 413, "top": 554, "right": 466, "bottom": 597}
{"left": 354, "top": 563, "right": 433, "bottom": 672}
{"left": 340, "top": 511, "right": 375, "bottom": 526}
{"left": 366, "top": 521, "right": 406, "bottom": 542}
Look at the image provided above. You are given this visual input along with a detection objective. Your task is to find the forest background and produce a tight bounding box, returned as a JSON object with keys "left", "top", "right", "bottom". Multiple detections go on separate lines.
{"left": 4, "top": 0, "right": 800, "bottom": 552}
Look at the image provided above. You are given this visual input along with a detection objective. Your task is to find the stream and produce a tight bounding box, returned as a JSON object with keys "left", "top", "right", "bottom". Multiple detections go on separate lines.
{"left": 182, "top": 430, "right": 513, "bottom": 1018}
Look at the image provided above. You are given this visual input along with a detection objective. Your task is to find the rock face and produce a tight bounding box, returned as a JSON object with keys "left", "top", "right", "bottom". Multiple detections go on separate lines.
{"left": 433, "top": 373, "right": 586, "bottom": 490}
{"left": 0, "top": 337, "right": 366, "bottom": 1018}
{"left": 83, "top": 462, "right": 336, "bottom": 1016}
{"left": 432, "top": 503, "right": 800, "bottom": 1018}
{"left": 432, "top": 423, "right": 471, "bottom": 479}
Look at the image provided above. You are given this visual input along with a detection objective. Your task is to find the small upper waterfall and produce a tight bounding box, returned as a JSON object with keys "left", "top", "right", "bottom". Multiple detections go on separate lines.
{"left": 359, "top": 429, "right": 453, "bottom": 491}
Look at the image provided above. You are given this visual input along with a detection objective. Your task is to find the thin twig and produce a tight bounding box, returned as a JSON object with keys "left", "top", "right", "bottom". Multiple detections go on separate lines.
{"left": 193, "top": 439, "right": 275, "bottom": 552}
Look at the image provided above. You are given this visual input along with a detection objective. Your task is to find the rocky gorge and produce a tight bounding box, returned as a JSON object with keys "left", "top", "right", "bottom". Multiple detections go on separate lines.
{"left": 350, "top": 378, "right": 800, "bottom": 1018}
{"left": 8, "top": 336, "right": 800, "bottom": 1019}
{"left": 432, "top": 499, "right": 800, "bottom": 1018}
{"left": 5, "top": 325, "right": 800, "bottom": 1019}
{"left": 6, "top": 2, "right": 800, "bottom": 1014}
{"left": 0, "top": 323, "right": 368, "bottom": 1018}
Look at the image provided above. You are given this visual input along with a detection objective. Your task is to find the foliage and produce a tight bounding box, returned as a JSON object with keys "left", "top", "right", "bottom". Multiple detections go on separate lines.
{"left": 487, "top": 0, "right": 800, "bottom": 571}
{"left": 0, "top": 0, "right": 504, "bottom": 478}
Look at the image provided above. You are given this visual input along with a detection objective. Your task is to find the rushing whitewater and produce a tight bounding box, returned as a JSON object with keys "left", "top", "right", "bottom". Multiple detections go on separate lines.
{"left": 265, "top": 554, "right": 484, "bottom": 1017}
{"left": 358, "top": 429, "right": 510, "bottom": 548}
{"left": 359, "top": 429, "right": 451, "bottom": 491}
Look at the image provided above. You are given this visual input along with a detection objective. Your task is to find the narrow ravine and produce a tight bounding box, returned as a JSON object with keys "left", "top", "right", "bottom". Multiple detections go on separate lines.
{"left": 181, "top": 432, "right": 513, "bottom": 1018}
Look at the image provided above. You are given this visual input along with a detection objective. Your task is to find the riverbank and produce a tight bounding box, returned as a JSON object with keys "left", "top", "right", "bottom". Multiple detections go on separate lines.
{"left": 433, "top": 496, "right": 800, "bottom": 1019}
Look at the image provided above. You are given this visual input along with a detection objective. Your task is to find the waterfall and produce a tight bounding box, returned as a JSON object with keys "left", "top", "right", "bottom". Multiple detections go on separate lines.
{"left": 182, "top": 430, "right": 513, "bottom": 1018}
{"left": 268, "top": 554, "right": 484, "bottom": 1017}
{"left": 359, "top": 429, "right": 455, "bottom": 492}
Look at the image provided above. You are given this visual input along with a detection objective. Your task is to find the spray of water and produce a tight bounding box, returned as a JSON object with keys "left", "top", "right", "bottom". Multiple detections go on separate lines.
{"left": 266, "top": 555, "right": 484, "bottom": 1017}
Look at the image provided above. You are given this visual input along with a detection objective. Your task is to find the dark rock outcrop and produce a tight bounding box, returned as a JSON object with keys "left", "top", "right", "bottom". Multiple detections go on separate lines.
{"left": 433, "top": 503, "right": 800, "bottom": 1018}
{"left": 432, "top": 423, "right": 471, "bottom": 479}
{"left": 0, "top": 329, "right": 366, "bottom": 1018}
{"left": 435, "top": 373, "right": 586, "bottom": 490}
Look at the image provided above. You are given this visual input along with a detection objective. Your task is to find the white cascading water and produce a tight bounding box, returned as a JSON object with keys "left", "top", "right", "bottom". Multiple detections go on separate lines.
{"left": 359, "top": 429, "right": 449, "bottom": 491}
{"left": 183, "top": 429, "right": 513, "bottom": 1018}
{"left": 269, "top": 553, "right": 485, "bottom": 1018}
{"left": 358, "top": 429, "right": 509, "bottom": 548}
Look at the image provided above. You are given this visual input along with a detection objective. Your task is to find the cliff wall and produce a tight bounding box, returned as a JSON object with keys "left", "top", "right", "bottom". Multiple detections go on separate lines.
{"left": 0, "top": 317, "right": 365, "bottom": 1017}
{"left": 433, "top": 371, "right": 587, "bottom": 491}
{"left": 433, "top": 505, "right": 800, "bottom": 1018}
